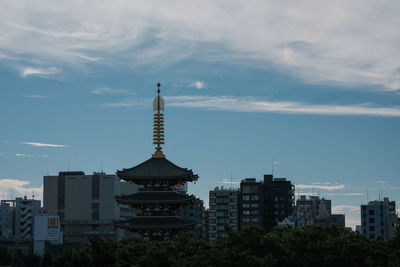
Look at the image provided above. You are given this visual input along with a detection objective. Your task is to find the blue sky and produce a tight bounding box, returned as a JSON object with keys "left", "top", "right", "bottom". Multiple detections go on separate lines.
{"left": 0, "top": 1, "right": 399, "bottom": 228}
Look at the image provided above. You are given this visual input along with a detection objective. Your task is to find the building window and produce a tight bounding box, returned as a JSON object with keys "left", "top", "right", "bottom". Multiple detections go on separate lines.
{"left": 369, "top": 226, "right": 375, "bottom": 231}
{"left": 369, "top": 210, "right": 374, "bottom": 215}
{"left": 369, "top": 218, "right": 374, "bottom": 223}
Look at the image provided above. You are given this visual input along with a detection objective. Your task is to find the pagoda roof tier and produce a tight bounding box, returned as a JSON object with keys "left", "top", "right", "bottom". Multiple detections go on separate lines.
{"left": 114, "top": 216, "right": 196, "bottom": 230}
{"left": 117, "top": 157, "right": 198, "bottom": 181}
{"left": 115, "top": 191, "right": 196, "bottom": 205}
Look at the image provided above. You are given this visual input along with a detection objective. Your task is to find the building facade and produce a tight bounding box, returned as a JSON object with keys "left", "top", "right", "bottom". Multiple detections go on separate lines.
{"left": 208, "top": 187, "right": 239, "bottom": 243}
{"left": 0, "top": 197, "right": 41, "bottom": 239}
{"left": 361, "top": 197, "right": 398, "bottom": 240}
{"left": 43, "top": 171, "right": 138, "bottom": 245}
{"left": 239, "top": 178, "right": 264, "bottom": 228}
{"left": 296, "top": 195, "right": 332, "bottom": 226}
{"left": 263, "top": 175, "right": 295, "bottom": 231}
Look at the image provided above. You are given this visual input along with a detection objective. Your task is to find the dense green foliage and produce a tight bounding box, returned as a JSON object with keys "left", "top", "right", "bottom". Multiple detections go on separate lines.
{"left": 2, "top": 225, "right": 400, "bottom": 267}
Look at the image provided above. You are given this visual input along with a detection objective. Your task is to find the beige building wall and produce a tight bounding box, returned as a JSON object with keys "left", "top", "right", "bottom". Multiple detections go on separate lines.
{"left": 65, "top": 174, "right": 92, "bottom": 220}
{"left": 43, "top": 176, "right": 58, "bottom": 215}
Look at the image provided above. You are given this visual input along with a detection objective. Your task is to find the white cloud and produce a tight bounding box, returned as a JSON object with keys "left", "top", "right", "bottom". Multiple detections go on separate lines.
{"left": 0, "top": 179, "right": 43, "bottom": 201}
{"left": 327, "top": 193, "right": 364, "bottom": 196}
{"left": 20, "top": 67, "right": 59, "bottom": 77}
{"left": 332, "top": 205, "right": 360, "bottom": 229}
{"left": 90, "top": 87, "right": 134, "bottom": 95}
{"left": 15, "top": 153, "right": 30, "bottom": 157}
{"left": 22, "top": 94, "right": 49, "bottom": 98}
{"left": 0, "top": 1, "right": 399, "bottom": 90}
{"left": 296, "top": 184, "right": 345, "bottom": 191}
{"left": 103, "top": 95, "right": 400, "bottom": 117}
{"left": 190, "top": 81, "right": 206, "bottom": 89}
{"left": 220, "top": 179, "right": 241, "bottom": 185}
{"left": 21, "top": 141, "right": 67, "bottom": 148}
{"left": 165, "top": 95, "right": 400, "bottom": 117}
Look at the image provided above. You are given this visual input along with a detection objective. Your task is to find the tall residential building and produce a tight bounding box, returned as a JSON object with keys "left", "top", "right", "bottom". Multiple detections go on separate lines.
{"left": 208, "top": 187, "right": 239, "bottom": 243}
{"left": 263, "top": 175, "right": 295, "bottom": 231}
{"left": 0, "top": 197, "right": 41, "bottom": 239}
{"left": 361, "top": 197, "right": 398, "bottom": 240}
{"left": 239, "top": 178, "right": 264, "bottom": 228}
{"left": 43, "top": 171, "right": 138, "bottom": 245}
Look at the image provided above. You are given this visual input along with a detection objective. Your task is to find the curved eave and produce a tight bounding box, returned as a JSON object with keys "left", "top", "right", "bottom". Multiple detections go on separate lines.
{"left": 116, "top": 157, "right": 198, "bottom": 181}
{"left": 117, "top": 173, "right": 199, "bottom": 182}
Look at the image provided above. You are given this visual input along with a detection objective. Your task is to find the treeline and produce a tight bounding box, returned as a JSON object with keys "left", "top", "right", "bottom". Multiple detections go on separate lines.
{"left": 1, "top": 225, "right": 400, "bottom": 267}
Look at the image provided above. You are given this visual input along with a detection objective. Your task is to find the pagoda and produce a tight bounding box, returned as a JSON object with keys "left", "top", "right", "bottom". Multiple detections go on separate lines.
{"left": 114, "top": 83, "right": 199, "bottom": 241}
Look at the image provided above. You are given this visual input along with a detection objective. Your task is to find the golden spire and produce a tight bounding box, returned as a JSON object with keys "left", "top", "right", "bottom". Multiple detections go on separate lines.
{"left": 152, "top": 82, "right": 165, "bottom": 158}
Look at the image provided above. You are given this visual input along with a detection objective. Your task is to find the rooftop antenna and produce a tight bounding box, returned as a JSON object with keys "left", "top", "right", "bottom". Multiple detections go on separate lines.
{"left": 271, "top": 158, "right": 274, "bottom": 176}
{"left": 101, "top": 160, "right": 104, "bottom": 173}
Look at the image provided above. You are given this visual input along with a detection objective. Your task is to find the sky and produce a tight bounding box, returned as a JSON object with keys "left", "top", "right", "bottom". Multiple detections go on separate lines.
{"left": 0, "top": 1, "right": 399, "bottom": 229}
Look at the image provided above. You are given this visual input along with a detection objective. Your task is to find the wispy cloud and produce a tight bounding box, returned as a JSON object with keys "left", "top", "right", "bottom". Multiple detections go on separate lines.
{"left": 20, "top": 67, "right": 59, "bottom": 78}
{"left": 1, "top": 1, "right": 399, "bottom": 90}
{"left": 190, "top": 81, "right": 206, "bottom": 89}
{"left": 90, "top": 87, "right": 134, "bottom": 95}
{"left": 296, "top": 184, "right": 345, "bottom": 191}
{"left": 22, "top": 94, "right": 49, "bottom": 98}
{"left": 0, "top": 179, "right": 42, "bottom": 200}
{"left": 20, "top": 142, "right": 67, "bottom": 148}
{"left": 15, "top": 153, "right": 48, "bottom": 158}
{"left": 327, "top": 193, "right": 364, "bottom": 196}
{"left": 220, "top": 179, "right": 241, "bottom": 185}
{"left": 16, "top": 153, "right": 30, "bottom": 157}
{"left": 166, "top": 96, "right": 400, "bottom": 117}
{"left": 103, "top": 95, "right": 400, "bottom": 117}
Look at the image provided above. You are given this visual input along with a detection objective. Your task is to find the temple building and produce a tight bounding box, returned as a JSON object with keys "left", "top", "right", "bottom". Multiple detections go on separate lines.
{"left": 114, "top": 83, "right": 199, "bottom": 241}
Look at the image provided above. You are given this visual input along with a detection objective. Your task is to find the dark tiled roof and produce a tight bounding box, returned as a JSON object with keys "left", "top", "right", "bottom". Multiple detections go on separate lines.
{"left": 115, "top": 191, "right": 195, "bottom": 204}
{"left": 114, "top": 216, "right": 195, "bottom": 230}
{"left": 117, "top": 157, "right": 198, "bottom": 181}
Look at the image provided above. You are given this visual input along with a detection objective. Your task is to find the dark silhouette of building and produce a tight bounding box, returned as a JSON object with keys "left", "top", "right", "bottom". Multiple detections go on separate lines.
{"left": 114, "top": 83, "right": 199, "bottom": 241}
{"left": 239, "top": 178, "right": 264, "bottom": 228}
{"left": 238, "top": 175, "right": 295, "bottom": 232}
{"left": 263, "top": 175, "right": 295, "bottom": 232}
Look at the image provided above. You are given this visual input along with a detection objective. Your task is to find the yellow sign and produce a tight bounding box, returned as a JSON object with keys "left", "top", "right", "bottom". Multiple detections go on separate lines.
{"left": 48, "top": 218, "right": 58, "bottom": 229}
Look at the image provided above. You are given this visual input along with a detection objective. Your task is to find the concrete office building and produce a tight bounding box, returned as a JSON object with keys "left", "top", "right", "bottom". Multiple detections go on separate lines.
{"left": 0, "top": 197, "right": 41, "bottom": 239}
{"left": 361, "top": 197, "right": 398, "bottom": 240}
{"left": 43, "top": 171, "right": 138, "bottom": 245}
{"left": 208, "top": 187, "right": 239, "bottom": 243}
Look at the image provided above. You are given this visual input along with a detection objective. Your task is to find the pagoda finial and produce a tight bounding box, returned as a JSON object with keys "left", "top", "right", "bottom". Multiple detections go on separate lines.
{"left": 152, "top": 82, "right": 165, "bottom": 158}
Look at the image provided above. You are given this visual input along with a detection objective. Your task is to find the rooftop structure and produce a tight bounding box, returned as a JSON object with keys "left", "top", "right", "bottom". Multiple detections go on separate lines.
{"left": 114, "top": 83, "right": 199, "bottom": 241}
